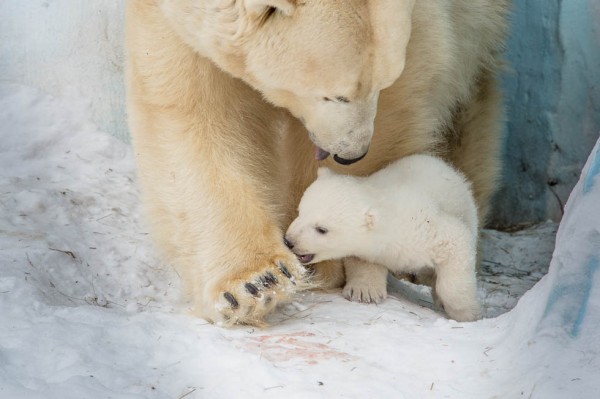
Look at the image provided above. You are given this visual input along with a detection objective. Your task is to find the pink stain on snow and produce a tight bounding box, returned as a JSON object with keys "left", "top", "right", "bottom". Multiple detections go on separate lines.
{"left": 243, "top": 331, "right": 356, "bottom": 365}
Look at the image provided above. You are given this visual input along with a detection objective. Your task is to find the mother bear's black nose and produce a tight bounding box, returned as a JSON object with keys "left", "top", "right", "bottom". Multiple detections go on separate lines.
{"left": 283, "top": 237, "right": 294, "bottom": 249}
{"left": 333, "top": 150, "right": 368, "bottom": 165}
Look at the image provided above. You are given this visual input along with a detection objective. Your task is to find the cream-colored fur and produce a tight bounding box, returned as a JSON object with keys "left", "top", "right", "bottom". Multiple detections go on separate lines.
{"left": 125, "top": 0, "right": 509, "bottom": 326}
{"left": 285, "top": 155, "right": 481, "bottom": 322}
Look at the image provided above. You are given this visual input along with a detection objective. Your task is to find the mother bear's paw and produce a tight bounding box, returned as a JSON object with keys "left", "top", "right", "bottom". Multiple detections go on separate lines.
{"left": 210, "top": 254, "right": 308, "bottom": 327}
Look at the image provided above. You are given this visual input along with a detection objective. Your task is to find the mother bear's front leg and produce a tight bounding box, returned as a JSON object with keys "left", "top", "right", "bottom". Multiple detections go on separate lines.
{"left": 130, "top": 93, "right": 307, "bottom": 326}
{"left": 126, "top": 10, "right": 307, "bottom": 326}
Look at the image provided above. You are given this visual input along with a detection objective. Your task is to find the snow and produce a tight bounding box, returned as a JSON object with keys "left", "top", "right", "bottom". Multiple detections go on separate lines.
{"left": 0, "top": 83, "right": 598, "bottom": 398}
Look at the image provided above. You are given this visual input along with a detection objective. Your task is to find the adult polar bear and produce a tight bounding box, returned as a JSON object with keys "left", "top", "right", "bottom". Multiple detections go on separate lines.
{"left": 125, "top": 0, "right": 510, "bottom": 326}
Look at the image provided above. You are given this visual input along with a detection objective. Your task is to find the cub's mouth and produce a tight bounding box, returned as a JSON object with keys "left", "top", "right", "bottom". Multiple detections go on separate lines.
{"left": 297, "top": 253, "right": 315, "bottom": 264}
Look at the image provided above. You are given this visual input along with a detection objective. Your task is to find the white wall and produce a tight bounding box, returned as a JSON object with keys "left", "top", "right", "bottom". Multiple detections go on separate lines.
{"left": 0, "top": 1, "right": 127, "bottom": 140}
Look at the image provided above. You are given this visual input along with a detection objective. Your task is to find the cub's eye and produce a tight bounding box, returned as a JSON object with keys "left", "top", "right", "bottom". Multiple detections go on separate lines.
{"left": 323, "top": 97, "right": 332, "bottom": 102}
{"left": 315, "top": 226, "right": 328, "bottom": 235}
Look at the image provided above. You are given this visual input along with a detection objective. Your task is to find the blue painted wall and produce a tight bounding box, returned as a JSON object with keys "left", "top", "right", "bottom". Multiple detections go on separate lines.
{"left": 491, "top": 0, "right": 600, "bottom": 227}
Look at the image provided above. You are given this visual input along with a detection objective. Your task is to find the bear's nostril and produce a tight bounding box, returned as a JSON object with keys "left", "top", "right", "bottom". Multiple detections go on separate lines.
{"left": 283, "top": 237, "right": 294, "bottom": 249}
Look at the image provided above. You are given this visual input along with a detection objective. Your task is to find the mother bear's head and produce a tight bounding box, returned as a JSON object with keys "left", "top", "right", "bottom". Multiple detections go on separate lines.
{"left": 160, "top": 0, "right": 415, "bottom": 164}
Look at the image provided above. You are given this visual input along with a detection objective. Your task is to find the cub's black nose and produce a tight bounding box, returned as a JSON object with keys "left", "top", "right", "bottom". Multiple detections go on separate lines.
{"left": 283, "top": 237, "right": 294, "bottom": 249}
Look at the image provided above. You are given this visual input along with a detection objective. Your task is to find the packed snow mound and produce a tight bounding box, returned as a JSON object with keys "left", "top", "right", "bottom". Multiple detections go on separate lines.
{"left": 0, "top": 84, "right": 597, "bottom": 398}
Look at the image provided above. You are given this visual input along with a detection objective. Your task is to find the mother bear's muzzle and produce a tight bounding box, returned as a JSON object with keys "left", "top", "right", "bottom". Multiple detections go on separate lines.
{"left": 333, "top": 150, "right": 368, "bottom": 165}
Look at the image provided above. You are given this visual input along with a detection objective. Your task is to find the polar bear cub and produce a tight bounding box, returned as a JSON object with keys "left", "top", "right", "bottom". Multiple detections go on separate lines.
{"left": 285, "top": 154, "right": 481, "bottom": 322}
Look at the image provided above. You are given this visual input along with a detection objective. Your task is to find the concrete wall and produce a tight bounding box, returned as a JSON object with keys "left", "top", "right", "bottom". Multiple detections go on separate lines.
{"left": 1, "top": 1, "right": 599, "bottom": 227}
{"left": 491, "top": 0, "right": 600, "bottom": 227}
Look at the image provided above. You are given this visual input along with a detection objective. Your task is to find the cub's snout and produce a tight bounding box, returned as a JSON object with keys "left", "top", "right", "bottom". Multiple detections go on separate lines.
{"left": 284, "top": 235, "right": 316, "bottom": 265}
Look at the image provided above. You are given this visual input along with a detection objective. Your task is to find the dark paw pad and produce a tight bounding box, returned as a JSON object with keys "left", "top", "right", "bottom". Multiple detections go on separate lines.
{"left": 258, "top": 272, "right": 278, "bottom": 288}
{"left": 244, "top": 282, "right": 260, "bottom": 297}
{"left": 223, "top": 292, "right": 239, "bottom": 309}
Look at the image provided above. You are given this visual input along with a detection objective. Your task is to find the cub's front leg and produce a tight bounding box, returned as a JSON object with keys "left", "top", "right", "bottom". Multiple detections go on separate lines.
{"left": 343, "top": 258, "right": 388, "bottom": 304}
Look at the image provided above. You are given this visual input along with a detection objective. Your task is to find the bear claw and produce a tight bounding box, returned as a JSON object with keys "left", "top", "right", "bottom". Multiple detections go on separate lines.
{"left": 214, "top": 256, "right": 307, "bottom": 326}
{"left": 245, "top": 282, "right": 260, "bottom": 297}
{"left": 223, "top": 292, "right": 239, "bottom": 309}
{"left": 278, "top": 261, "right": 294, "bottom": 282}
{"left": 259, "top": 272, "right": 278, "bottom": 288}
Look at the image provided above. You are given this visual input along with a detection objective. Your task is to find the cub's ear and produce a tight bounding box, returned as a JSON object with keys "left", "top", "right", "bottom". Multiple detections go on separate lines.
{"left": 364, "top": 209, "right": 376, "bottom": 231}
{"left": 245, "top": 0, "right": 296, "bottom": 17}
{"left": 317, "top": 167, "right": 334, "bottom": 179}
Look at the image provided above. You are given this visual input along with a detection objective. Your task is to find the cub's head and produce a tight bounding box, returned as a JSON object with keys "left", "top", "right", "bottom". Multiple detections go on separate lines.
{"left": 285, "top": 168, "right": 376, "bottom": 264}
{"left": 162, "top": 0, "right": 415, "bottom": 164}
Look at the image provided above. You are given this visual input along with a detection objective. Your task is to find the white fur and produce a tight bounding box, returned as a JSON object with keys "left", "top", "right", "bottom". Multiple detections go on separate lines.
{"left": 126, "top": 0, "right": 509, "bottom": 326}
{"left": 286, "top": 154, "right": 481, "bottom": 321}
{"left": 157, "top": 0, "right": 415, "bottom": 161}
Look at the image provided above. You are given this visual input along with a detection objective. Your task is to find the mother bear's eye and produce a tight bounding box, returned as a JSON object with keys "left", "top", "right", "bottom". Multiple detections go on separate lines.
{"left": 315, "top": 226, "right": 328, "bottom": 235}
{"left": 323, "top": 96, "right": 350, "bottom": 103}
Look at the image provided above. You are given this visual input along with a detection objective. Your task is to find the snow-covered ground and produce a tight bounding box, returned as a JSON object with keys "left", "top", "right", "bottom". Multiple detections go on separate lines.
{"left": 0, "top": 83, "right": 598, "bottom": 398}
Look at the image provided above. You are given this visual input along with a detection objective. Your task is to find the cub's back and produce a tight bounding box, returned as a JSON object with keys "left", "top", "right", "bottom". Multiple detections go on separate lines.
{"left": 371, "top": 155, "right": 478, "bottom": 231}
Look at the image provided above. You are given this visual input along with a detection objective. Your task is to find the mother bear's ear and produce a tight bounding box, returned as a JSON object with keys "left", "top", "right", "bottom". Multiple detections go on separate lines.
{"left": 371, "top": 0, "right": 416, "bottom": 90}
{"left": 244, "top": 0, "right": 296, "bottom": 17}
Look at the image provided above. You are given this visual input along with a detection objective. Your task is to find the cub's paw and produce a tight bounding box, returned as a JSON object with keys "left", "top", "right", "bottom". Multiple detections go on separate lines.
{"left": 343, "top": 258, "right": 388, "bottom": 304}
{"left": 438, "top": 293, "right": 482, "bottom": 322}
{"left": 342, "top": 280, "right": 387, "bottom": 304}
{"left": 212, "top": 256, "right": 308, "bottom": 327}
